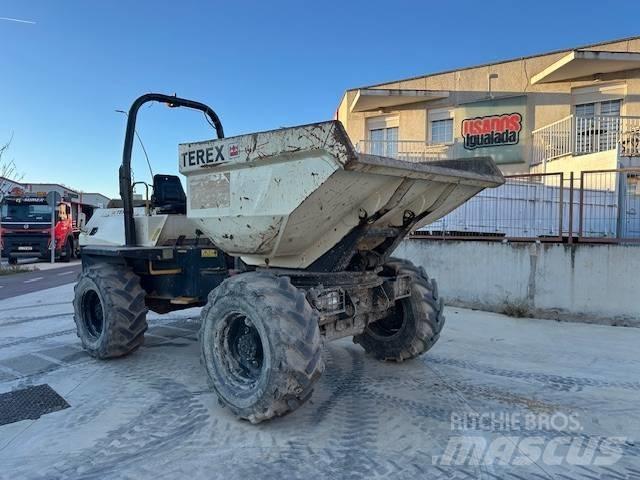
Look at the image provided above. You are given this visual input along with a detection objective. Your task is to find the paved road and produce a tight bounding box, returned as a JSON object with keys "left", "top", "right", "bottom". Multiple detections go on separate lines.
{"left": 0, "top": 264, "right": 80, "bottom": 300}
{"left": 0, "top": 283, "right": 638, "bottom": 480}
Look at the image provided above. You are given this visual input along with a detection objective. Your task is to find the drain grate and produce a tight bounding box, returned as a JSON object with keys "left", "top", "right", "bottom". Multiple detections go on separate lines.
{"left": 0, "top": 384, "right": 70, "bottom": 426}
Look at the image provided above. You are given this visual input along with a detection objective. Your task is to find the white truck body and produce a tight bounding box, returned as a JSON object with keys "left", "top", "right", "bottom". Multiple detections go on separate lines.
{"left": 79, "top": 207, "right": 198, "bottom": 247}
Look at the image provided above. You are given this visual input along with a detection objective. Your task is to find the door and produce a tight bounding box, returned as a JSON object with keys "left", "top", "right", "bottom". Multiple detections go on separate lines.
{"left": 369, "top": 127, "right": 398, "bottom": 158}
{"left": 599, "top": 99, "right": 622, "bottom": 151}
{"left": 574, "top": 99, "right": 622, "bottom": 154}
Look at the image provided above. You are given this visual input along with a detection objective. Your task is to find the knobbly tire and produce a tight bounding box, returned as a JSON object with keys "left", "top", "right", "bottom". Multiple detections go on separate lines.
{"left": 354, "top": 258, "right": 445, "bottom": 362}
{"left": 200, "top": 271, "right": 324, "bottom": 424}
{"left": 73, "top": 265, "right": 148, "bottom": 359}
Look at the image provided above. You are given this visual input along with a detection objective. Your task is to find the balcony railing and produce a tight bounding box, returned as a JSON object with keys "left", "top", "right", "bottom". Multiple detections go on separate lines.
{"left": 356, "top": 140, "right": 451, "bottom": 162}
{"left": 532, "top": 115, "right": 640, "bottom": 166}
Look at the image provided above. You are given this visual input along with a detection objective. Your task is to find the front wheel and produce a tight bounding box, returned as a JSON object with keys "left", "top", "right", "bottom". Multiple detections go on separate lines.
{"left": 354, "top": 258, "right": 445, "bottom": 362}
{"left": 73, "top": 265, "right": 148, "bottom": 358}
{"left": 200, "top": 272, "right": 324, "bottom": 423}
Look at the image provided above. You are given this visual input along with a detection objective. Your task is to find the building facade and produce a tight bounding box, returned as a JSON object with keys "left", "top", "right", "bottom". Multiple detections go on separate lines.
{"left": 336, "top": 36, "right": 640, "bottom": 177}
{"left": 0, "top": 177, "right": 110, "bottom": 208}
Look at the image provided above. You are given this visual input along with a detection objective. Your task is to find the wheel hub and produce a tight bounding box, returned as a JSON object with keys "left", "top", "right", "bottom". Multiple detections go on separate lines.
{"left": 225, "top": 314, "right": 264, "bottom": 383}
{"left": 236, "top": 328, "right": 260, "bottom": 366}
{"left": 82, "top": 289, "right": 104, "bottom": 339}
{"left": 368, "top": 300, "right": 407, "bottom": 338}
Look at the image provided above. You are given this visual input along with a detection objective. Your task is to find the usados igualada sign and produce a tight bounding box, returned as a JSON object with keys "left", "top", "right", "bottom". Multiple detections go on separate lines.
{"left": 461, "top": 113, "right": 522, "bottom": 150}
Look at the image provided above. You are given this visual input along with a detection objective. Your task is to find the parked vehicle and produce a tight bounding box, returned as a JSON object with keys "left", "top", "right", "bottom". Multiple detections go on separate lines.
{"left": 74, "top": 93, "right": 504, "bottom": 423}
{"left": 0, "top": 194, "right": 91, "bottom": 264}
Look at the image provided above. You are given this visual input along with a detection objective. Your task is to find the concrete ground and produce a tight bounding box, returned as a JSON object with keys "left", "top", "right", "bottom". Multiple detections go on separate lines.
{"left": 0, "top": 284, "right": 638, "bottom": 480}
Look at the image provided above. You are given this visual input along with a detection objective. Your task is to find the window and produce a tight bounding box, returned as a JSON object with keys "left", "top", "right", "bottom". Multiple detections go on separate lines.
{"left": 575, "top": 99, "right": 621, "bottom": 117}
{"left": 369, "top": 127, "right": 398, "bottom": 157}
{"left": 1, "top": 203, "right": 52, "bottom": 222}
{"left": 575, "top": 99, "right": 622, "bottom": 153}
{"left": 575, "top": 102, "right": 595, "bottom": 117}
{"left": 428, "top": 108, "right": 454, "bottom": 144}
{"left": 600, "top": 99, "right": 621, "bottom": 116}
{"left": 431, "top": 118, "right": 453, "bottom": 144}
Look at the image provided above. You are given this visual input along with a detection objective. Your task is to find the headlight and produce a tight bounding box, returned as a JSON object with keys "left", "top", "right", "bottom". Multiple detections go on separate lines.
{"left": 314, "top": 288, "right": 346, "bottom": 315}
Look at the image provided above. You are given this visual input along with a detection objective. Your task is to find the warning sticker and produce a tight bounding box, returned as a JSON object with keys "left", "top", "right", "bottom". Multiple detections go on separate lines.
{"left": 229, "top": 143, "right": 239, "bottom": 157}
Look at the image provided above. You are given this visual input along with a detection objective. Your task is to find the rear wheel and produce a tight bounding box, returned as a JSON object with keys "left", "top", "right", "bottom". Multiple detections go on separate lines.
{"left": 73, "top": 265, "right": 148, "bottom": 358}
{"left": 8, "top": 257, "right": 18, "bottom": 266}
{"left": 354, "top": 258, "right": 445, "bottom": 361}
{"left": 200, "top": 271, "right": 324, "bottom": 423}
{"left": 61, "top": 238, "right": 72, "bottom": 262}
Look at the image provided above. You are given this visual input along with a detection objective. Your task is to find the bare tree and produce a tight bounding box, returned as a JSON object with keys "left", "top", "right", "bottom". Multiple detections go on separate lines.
{"left": 0, "top": 134, "right": 24, "bottom": 199}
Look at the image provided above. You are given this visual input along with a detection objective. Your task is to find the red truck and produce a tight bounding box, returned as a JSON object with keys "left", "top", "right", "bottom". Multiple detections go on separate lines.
{"left": 0, "top": 194, "right": 84, "bottom": 264}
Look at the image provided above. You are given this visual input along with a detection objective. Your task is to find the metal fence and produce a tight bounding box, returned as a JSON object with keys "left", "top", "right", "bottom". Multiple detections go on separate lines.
{"left": 531, "top": 115, "right": 640, "bottom": 166}
{"left": 415, "top": 168, "right": 640, "bottom": 243}
{"left": 531, "top": 116, "right": 573, "bottom": 165}
{"left": 356, "top": 140, "right": 451, "bottom": 162}
{"left": 417, "top": 173, "right": 564, "bottom": 241}
{"left": 579, "top": 169, "right": 640, "bottom": 241}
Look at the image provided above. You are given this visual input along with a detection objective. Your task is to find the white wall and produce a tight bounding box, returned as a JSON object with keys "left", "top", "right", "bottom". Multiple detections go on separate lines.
{"left": 79, "top": 193, "right": 111, "bottom": 208}
{"left": 395, "top": 239, "right": 640, "bottom": 327}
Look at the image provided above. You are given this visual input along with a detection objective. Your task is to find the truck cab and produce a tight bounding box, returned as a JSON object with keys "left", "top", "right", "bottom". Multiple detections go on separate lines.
{"left": 0, "top": 195, "right": 79, "bottom": 264}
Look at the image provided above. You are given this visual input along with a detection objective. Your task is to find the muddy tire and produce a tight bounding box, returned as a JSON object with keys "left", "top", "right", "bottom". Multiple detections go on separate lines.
{"left": 200, "top": 271, "right": 324, "bottom": 423}
{"left": 73, "top": 265, "right": 148, "bottom": 359}
{"left": 354, "top": 258, "right": 444, "bottom": 361}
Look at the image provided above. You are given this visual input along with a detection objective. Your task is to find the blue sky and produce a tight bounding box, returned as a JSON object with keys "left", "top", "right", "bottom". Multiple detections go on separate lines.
{"left": 2, "top": 0, "right": 640, "bottom": 198}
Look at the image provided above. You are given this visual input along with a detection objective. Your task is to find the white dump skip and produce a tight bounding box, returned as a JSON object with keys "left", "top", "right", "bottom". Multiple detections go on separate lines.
{"left": 179, "top": 121, "right": 504, "bottom": 268}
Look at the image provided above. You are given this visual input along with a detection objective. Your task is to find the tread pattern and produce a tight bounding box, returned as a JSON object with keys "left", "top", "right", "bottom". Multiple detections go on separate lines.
{"left": 200, "top": 271, "right": 324, "bottom": 423}
{"left": 73, "top": 265, "right": 148, "bottom": 359}
{"left": 354, "top": 257, "right": 445, "bottom": 361}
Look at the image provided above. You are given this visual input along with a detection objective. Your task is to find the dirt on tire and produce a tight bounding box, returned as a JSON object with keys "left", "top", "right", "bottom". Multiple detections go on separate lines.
{"left": 73, "top": 265, "right": 148, "bottom": 359}
{"left": 354, "top": 257, "right": 444, "bottom": 361}
{"left": 199, "top": 271, "right": 324, "bottom": 423}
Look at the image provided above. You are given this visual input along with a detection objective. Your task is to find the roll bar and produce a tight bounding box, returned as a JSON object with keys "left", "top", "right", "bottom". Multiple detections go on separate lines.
{"left": 119, "top": 93, "right": 224, "bottom": 246}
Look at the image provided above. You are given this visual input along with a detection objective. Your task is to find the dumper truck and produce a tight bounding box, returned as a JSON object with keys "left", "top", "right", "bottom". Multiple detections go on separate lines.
{"left": 74, "top": 94, "right": 504, "bottom": 423}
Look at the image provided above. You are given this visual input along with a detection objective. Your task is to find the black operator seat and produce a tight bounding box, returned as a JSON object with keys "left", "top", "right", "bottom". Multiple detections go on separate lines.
{"left": 151, "top": 174, "right": 187, "bottom": 214}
